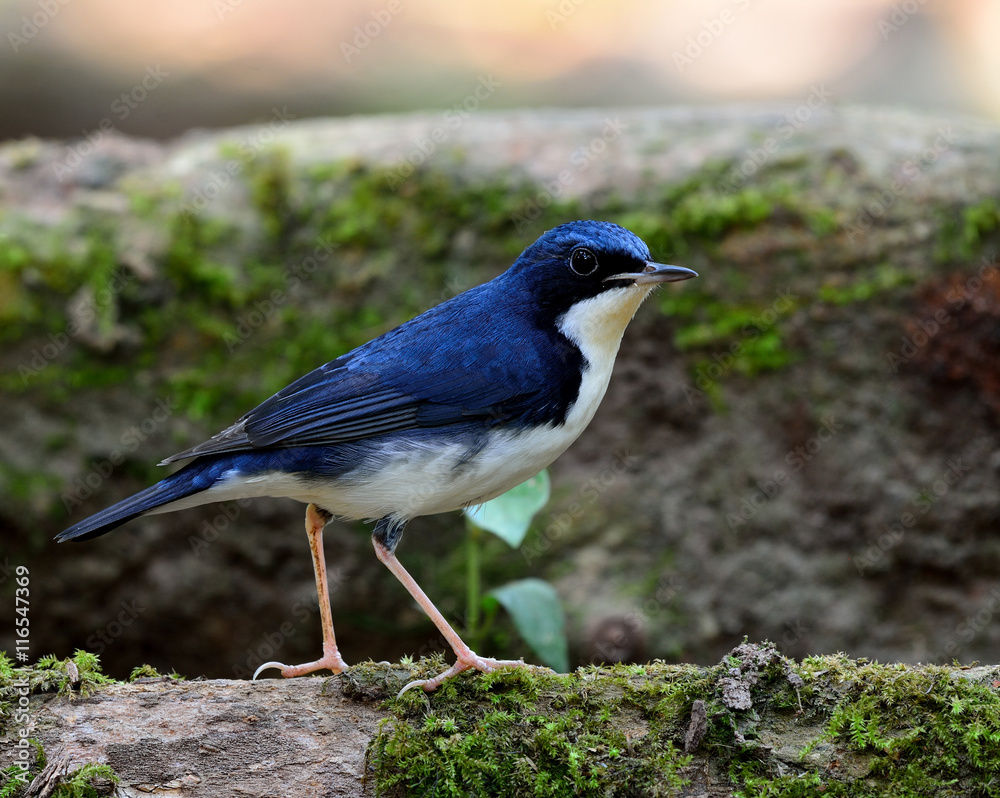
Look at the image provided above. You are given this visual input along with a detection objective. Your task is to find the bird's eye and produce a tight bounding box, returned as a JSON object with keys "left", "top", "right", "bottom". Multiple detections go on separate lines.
{"left": 569, "top": 247, "right": 599, "bottom": 276}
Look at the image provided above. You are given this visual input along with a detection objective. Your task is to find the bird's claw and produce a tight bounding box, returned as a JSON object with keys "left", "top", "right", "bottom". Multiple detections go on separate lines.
{"left": 253, "top": 661, "right": 289, "bottom": 680}
{"left": 398, "top": 653, "right": 526, "bottom": 697}
{"left": 252, "top": 649, "right": 349, "bottom": 680}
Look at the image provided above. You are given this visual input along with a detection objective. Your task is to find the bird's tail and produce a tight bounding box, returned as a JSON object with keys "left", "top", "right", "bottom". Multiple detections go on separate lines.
{"left": 55, "top": 459, "right": 220, "bottom": 543}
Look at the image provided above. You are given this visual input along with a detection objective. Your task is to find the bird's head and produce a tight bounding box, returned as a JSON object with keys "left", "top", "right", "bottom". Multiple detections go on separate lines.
{"left": 510, "top": 220, "right": 697, "bottom": 348}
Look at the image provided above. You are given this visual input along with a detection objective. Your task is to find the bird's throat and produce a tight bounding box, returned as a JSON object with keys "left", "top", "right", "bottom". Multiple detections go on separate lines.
{"left": 557, "top": 285, "right": 653, "bottom": 365}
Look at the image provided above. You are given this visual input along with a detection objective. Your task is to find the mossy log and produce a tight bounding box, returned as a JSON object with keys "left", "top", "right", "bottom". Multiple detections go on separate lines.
{"left": 3, "top": 644, "right": 1000, "bottom": 797}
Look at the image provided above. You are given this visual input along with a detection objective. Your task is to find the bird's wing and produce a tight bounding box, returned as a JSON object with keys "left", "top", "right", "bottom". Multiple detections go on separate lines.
{"left": 161, "top": 336, "right": 555, "bottom": 464}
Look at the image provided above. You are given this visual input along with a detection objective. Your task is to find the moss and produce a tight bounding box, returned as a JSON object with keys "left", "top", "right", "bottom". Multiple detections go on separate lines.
{"left": 0, "top": 651, "right": 116, "bottom": 721}
{"left": 360, "top": 644, "right": 1000, "bottom": 797}
{"left": 817, "top": 262, "right": 914, "bottom": 306}
{"left": 366, "top": 659, "right": 692, "bottom": 797}
{"left": 50, "top": 764, "right": 118, "bottom": 798}
{"left": 615, "top": 175, "right": 777, "bottom": 259}
{"left": 817, "top": 658, "right": 1000, "bottom": 796}
{"left": 608, "top": 164, "right": 817, "bottom": 393}
{"left": 0, "top": 745, "right": 115, "bottom": 798}
{"left": 127, "top": 663, "right": 184, "bottom": 681}
{"left": 936, "top": 198, "right": 1000, "bottom": 262}
{"left": 0, "top": 464, "right": 62, "bottom": 506}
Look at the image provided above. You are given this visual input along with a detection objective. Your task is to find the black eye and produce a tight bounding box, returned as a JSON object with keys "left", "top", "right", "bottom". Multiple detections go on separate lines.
{"left": 569, "top": 247, "right": 599, "bottom": 276}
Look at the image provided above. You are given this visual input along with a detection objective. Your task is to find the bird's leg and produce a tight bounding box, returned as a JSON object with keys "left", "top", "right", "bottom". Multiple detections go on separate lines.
{"left": 372, "top": 518, "right": 525, "bottom": 695}
{"left": 253, "top": 503, "right": 349, "bottom": 679}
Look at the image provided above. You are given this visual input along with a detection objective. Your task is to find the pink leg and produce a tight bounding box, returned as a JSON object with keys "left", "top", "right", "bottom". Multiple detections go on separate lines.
{"left": 254, "top": 504, "right": 349, "bottom": 679}
{"left": 373, "top": 538, "right": 525, "bottom": 695}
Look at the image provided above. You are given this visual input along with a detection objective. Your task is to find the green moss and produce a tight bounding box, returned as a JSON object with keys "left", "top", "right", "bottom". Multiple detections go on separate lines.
{"left": 936, "top": 198, "right": 1000, "bottom": 262}
{"left": 0, "top": 651, "right": 116, "bottom": 711}
{"left": 0, "top": 464, "right": 62, "bottom": 505}
{"left": 616, "top": 181, "right": 776, "bottom": 259}
{"left": 243, "top": 147, "right": 296, "bottom": 243}
{"left": 367, "top": 660, "right": 692, "bottom": 797}
{"left": 819, "top": 659, "right": 1000, "bottom": 796}
{"left": 0, "top": 220, "right": 120, "bottom": 340}
{"left": 127, "top": 663, "right": 184, "bottom": 681}
{"left": 0, "top": 744, "right": 112, "bottom": 798}
{"left": 50, "top": 764, "right": 118, "bottom": 798}
{"left": 817, "top": 262, "right": 914, "bottom": 306}
{"left": 360, "top": 644, "right": 1000, "bottom": 797}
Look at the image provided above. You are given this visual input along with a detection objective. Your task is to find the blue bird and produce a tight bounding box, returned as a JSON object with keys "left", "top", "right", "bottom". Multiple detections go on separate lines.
{"left": 56, "top": 220, "right": 696, "bottom": 693}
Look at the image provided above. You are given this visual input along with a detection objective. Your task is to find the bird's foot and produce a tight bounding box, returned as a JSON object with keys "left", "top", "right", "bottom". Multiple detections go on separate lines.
{"left": 253, "top": 646, "right": 349, "bottom": 680}
{"left": 398, "top": 652, "right": 525, "bottom": 697}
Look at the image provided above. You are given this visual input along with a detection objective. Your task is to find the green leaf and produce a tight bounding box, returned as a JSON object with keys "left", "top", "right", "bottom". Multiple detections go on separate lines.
{"left": 463, "top": 470, "right": 550, "bottom": 548}
{"left": 486, "top": 578, "right": 568, "bottom": 673}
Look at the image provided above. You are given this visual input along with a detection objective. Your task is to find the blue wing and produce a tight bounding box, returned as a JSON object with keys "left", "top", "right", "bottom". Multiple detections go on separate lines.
{"left": 162, "top": 280, "right": 582, "bottom": 463}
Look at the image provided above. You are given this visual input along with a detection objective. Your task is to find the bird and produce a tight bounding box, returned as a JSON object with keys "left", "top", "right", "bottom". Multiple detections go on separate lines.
{"left": 56, "top": 220, "right": 697, "bottom": 693}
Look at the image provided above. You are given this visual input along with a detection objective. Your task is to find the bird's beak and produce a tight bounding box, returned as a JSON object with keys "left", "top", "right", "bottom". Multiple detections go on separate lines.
{"left": 605, "top": 262, "right": 698, "bottom": 285}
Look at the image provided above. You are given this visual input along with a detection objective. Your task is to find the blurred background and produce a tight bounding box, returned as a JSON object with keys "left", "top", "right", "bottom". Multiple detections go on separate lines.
{"left": 2, "top": 0, "right": 1000, "bottom": 142}
{"left": 3, "top": 0, "right": 1000, "bottom": 682}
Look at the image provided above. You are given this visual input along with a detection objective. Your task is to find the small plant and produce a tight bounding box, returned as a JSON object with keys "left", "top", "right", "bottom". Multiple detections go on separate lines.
{"left": 462, "top": 470, "right": 569, "bottom": 673}
{"left": 52, "top": 764, "right": 118, "bottom": 798}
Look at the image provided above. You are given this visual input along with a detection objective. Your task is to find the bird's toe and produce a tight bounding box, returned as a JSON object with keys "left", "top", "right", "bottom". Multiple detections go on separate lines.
{"left": 396, "top": 653, "right": 528, "bottom": 697}
{"left": 253, "top": 661, "right": 290, "bottom": 680}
